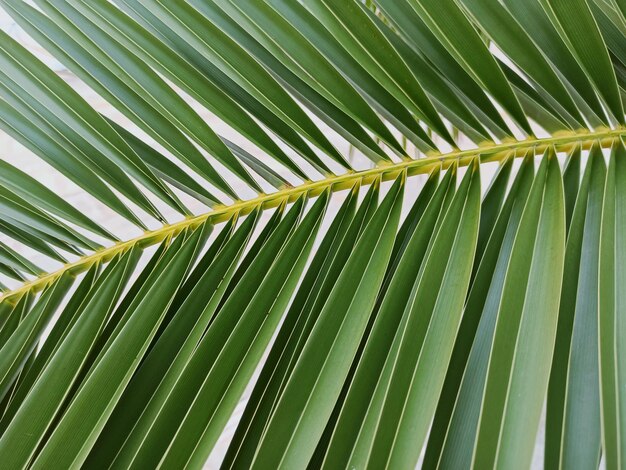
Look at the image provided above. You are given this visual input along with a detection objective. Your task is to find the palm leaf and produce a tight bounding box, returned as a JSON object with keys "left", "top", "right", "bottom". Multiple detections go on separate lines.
{"left": 0, "top": 0, "right": 624, "bottom": 468}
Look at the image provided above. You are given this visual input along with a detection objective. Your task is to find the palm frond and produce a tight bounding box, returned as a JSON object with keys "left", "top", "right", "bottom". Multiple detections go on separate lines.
{"left": 0, "top": 0, "right": 624, "bottom": 468}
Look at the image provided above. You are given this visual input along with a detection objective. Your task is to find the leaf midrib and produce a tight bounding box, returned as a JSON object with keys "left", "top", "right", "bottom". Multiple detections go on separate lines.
{"left": 2, "top": 127, "right": 624, "bottom": 305}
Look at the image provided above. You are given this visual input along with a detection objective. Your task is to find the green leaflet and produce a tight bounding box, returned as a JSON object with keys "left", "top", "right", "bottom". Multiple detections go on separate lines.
{"left": 550, "top": 143, "right": 605, "bottom": 469}
{"left": 545, "top": 0, "right": 624, "bottom": 124}
{"left": 459, "top": 0, "right": 585, "bottom": 128}
{"left": 308, "top": 170, "right": 443, "bottom": 468}
{"left": 249, "top": 173, "right": 405, "bottom": 468}
{"left": 322, "top": 166, "right": 454, "bottom": 469}
{"left": 269, "top": 0, "right": 450, "bottom": 147}
{"left": 111, "top": 198, "right": 305, "bottom": 467}
{"left": 226, "top": 178, "right": 382, "bottom": 469}
{"left": 0, "top": 159, "right": 113, "bottom": 240}
{"left": 345, "top": 159, "right": 480, "bottom": 469}
{"left": 367, "top": 10, "right": 490, "bottom": 144}
{"left": 163, "top": 192, "right": 329, "bottom": 468}
{"left": 0, "top": 185, "right": 100, "bottom": 251}
{"left": 0, "top": 275, "right": 73, "bottom": 403}
{"left": 0, "top": 264, "right": 100, "bottom": 432}
{"left": 186, "top": 0, "right": 394, "bottom": 163}
{"left": 374, "top": 0, "right": 513, "bottom": 138}
{"left": 211, "top": 0, "right": 407, "bottom": 155}
{"left": 108, "top": 120, "right": 221, "bottom": 206}
{"left": 427, "top": 153, "right": 535, "bottom": 469}
{"left": 503, "top": 0, "right": 607, "bottom": 125}
{"left": 90, "top": 226, "right": 210, "bottom": 366}
{"left": 30, "top": 226, "right": 207, "bottom": 469}
{"left": 0, "top": 218, "right": 67, "bottom": 263}
{"left": 401, "top": 0, "right": 531, "bottom": 135}
{"left": 0, "top": 249, "right": 139, "bottom": 468}
{"left": 0, "top": 97, "right": 147, "bottom": 230}
{"left": 5, "top": 0, "right": 238, "bottom": 199}
{"left": 475, "top": 155, "right": 514, "bottom": 267}
{"left": 0, "top": 29, "right": 184, "bottom": 220}
{"left": 119, "top": 196, "right": 327, "bottom": 468}
{"left": 563, "top": 146, "right": 583, "bottom": 230}
{"left": 219, "top": 203, "right": 287, "bottom": 304}
{"left": 36, "top": 0, "right": 259, "bottom": 196}
{"left": 68, "top": 0, "right": 312, "bottom": 180}
{"left": 118, "top": 0, "right": 348, "bottom": 169}
{"left": 222, "top": 182, "right": 363, "bottom": 469}
{"left": 0, "top": 240, "right": 43, "bottom": 277}
{"left": 0, "top": 262, "right": 25, "bottom": 282}
{"left": 86, "top": 214, "right": 254, "bottom": 467}
{"left": 0, "top": 293, "right": 34, "bottom": 350}
{"left": 544, "top": 144, "right": 587, "bottom": 470}
{"left": 472, "top": 150, "right": 566, "bottom": 469}
{"left": 223, "top": 138, "right": 293, "bottom": 190}
{"left": 599, "top": 139, "right": 626, "bottom": 469}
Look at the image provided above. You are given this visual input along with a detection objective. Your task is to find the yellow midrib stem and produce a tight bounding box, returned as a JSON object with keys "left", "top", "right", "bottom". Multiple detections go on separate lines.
{"left": 2, "top": 128, "right": 624, "bottom": 304}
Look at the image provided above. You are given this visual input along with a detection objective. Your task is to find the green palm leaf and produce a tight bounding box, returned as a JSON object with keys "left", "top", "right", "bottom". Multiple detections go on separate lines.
{"left": 0, "top": 1, "right": 624, "bottom": 468}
